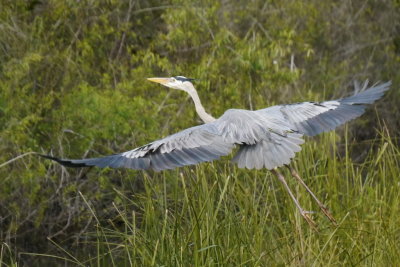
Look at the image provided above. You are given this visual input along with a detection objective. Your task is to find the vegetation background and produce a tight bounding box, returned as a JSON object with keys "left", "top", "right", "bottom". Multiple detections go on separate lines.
{"left": 1, "top": 0, "right": 400, "bottom": 266}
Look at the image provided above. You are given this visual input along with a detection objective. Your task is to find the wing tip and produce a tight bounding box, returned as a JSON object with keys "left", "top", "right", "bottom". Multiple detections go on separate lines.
{"left": 39, "top": 154, "right": 88, "bottom": 168}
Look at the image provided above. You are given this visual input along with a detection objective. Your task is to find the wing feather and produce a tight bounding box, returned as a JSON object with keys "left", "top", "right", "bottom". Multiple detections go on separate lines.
{"left": 257, "top": 81, "right": 390, "bottom": 136}
{"left": 42, "top": 124, "right": 235, "bottom": 171}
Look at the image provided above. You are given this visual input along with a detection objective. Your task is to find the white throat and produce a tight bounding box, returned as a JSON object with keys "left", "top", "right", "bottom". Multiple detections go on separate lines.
{"left": 183, "top": 83, "right": 216, "bottom": 123}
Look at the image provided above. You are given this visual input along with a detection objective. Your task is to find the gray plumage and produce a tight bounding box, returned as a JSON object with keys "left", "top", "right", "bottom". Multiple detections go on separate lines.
{"left": 42, "top": 79, "right": 391, "bottom": 171}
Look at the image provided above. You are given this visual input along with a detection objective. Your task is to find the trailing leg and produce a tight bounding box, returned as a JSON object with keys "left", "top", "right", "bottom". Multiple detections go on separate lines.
{"left": 271, "top": 169, "right": 317, "bottom": 230}
{"left": 287, "top": 166, "right": 337, "bottom": 226}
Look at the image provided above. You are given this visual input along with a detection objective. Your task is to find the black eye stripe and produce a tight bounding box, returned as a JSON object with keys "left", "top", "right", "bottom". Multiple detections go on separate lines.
{"left": 174, "top": 76, "right": 194, "bottom": 82}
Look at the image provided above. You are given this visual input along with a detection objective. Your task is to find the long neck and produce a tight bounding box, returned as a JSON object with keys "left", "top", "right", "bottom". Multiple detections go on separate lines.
{"left": 184, "top": 83, "right": 216, "bottom": 123}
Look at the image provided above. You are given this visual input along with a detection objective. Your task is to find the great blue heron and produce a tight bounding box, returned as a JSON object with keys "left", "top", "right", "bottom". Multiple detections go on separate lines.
{"left": 42, "top": 76, "right": 391, "bottom": 228}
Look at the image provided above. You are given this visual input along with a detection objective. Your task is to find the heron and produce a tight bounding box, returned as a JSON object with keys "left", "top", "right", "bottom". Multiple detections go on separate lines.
{"left": 42, "top": 76, "right": 391, "bottom": 228}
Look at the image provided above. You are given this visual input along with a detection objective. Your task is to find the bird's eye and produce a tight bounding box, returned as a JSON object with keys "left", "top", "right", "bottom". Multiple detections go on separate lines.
{"left": 171, "top": 78, "right": 176, "bottom": 82}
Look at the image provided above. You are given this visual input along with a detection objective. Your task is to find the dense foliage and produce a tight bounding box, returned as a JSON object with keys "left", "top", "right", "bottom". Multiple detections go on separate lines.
{"left": 1, "top": 0, "right": 400, "bottom": 265}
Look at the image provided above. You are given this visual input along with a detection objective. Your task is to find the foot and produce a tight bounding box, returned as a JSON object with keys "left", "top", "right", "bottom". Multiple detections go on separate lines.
{"left": 300, "top": 210, "right": 318, "bottom": 230}
{"left": 319, "top": 205, "right": 338, "bottom": 226}
{"left": 288, "top": 166, "right": 338, "bottom": 227}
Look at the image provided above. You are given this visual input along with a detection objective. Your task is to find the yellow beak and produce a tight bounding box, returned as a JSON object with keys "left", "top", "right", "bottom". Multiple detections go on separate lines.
{"left": 147, "top": 77, "right": 170, "bottom": 85}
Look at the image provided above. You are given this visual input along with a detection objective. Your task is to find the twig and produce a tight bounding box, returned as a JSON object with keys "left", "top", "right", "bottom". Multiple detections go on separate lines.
{"left": 132, "top": 5, "right": 176, "bottom": 15}
{"left": 115, "top": 0, "right": 135, "bottom": 60}
{"left": 0, "top": 152, "right": 38, "bottom": 169}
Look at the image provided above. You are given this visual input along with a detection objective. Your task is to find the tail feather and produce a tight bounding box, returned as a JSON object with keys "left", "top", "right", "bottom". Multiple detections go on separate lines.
{"left": 232, "top": 132, "right": 304, "bottom": 170}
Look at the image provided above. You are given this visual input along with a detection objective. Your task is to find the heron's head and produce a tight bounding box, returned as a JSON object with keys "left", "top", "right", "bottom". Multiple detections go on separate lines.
{"left": 147, "top": 76, "right": 195, "bottom": 91}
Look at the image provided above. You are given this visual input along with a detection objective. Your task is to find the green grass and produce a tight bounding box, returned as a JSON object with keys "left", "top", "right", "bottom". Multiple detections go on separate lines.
{"left": 1, "top": 1, "right": 400, "bottom": 266}
{"left": 6, "top": 128, "right": 397, "bottom": 266}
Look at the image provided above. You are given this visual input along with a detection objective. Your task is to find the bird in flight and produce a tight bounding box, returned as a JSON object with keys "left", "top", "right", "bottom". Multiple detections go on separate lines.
{"left": 42, "top": 76, "right": 390, "bottom": 228}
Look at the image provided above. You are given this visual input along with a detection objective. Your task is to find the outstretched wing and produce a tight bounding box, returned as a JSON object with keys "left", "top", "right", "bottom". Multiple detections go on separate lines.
{"left": 257, "top": 81, "right": 391, "bottom": 136}
{"left": 42, "top": 124, "right": 235, "bottom": 171}
{"left": 43, "top": 109, "right": 305, "bottom": 171}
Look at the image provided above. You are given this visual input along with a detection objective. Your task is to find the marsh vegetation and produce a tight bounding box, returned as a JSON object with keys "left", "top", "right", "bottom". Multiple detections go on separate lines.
{"left": 1, "top": 0, "right": 400, "bottom": 265}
